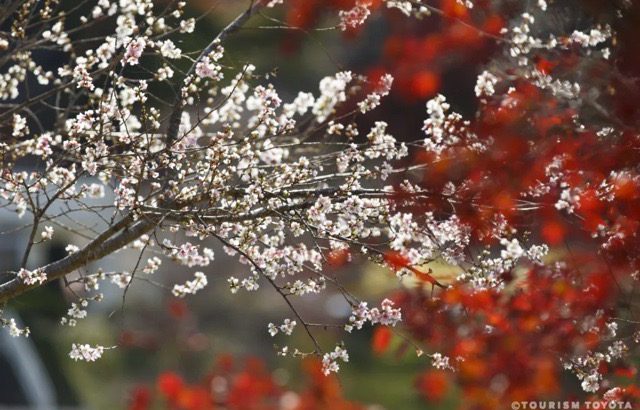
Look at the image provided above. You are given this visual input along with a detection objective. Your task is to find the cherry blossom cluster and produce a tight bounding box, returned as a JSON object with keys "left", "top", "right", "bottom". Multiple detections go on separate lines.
{"left": 16, "top": 268, "right": 47, "bottom": 286}
{"left": 267, "top": 319, "right": 297, "bottom": 337}
{"left": 422, "top": 94, "right": 482, "bottom": 156}
{"left": 171, "top": 272, "right": 208, "bottom": 298}
{"left": 338, "top": 1, "right": 372, "bottom": 31}
{"left": 345, "top": 299, "right": 402, "bottom": 332}
{"left": 0, "top": 0, "right": 437, "bottom": 368}
{"left": 69, "top": 343, "right": 107, "bottom": 362}
{"left": 0, "top": 312, "right": 30, "bottom": 338}
{"left": 321, "top": 345, "right": 350, "bottom": 375}
{"left": 60, "top": 301, "right": 89, "bottom": 327}
{"left": 0, "top": 1, "right": 636, "bottom": 394}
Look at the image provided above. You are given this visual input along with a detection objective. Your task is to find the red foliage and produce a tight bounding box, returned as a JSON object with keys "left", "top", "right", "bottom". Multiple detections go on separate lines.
{"left": 416, "top": 370, "right": 451, "bottom": 403}
{"left": 384, "top": 251, "right": 444, "bottom": 287}
{"left": 327, "top": 247, "right": 352, "bottom": 268}
{"left": 129, "top": 356, "right": 365, "bottom": 410}
{"left": 371, "top": 326, "right": 393, "bottom": 355}
{"left": 129, "top": 386, "right": 151, "bottom": 410}
{"left": 168, "top": 299, "right": 189, "bottom": 320}
{"left": 283, "top": 0, "right": 501, "bottom": 99}
{"left": 394, "top": 266, "right": 623, "bottom": 408}
{"left": 295, "top": 359, "right": 364, "bottom": 410}
{"left": 222, "top": 358, "right": 280, "bottom": 409}
{"left": 157, "top": 372, "right": 185, "bottom": 403}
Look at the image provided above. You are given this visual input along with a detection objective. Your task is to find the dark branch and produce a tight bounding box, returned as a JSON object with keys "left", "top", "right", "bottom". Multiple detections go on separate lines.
{"left": 165, "top": 1, "right": 264, "bottom": 147}
{"left": 0, "top": 215, "right": 153, "bottom": 304}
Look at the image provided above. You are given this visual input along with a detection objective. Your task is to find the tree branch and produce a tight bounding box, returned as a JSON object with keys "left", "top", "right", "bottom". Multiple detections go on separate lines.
{"left": 0, "top": 214, "right": 154, "bottom": 305}
{"left": 165, "top": 0, "right": 264, "bottom": 147}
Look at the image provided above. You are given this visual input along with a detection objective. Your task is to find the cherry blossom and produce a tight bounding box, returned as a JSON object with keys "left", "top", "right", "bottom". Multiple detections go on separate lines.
{"left": 69, "top": 344, "right": 106, "bottom": 362}
{"left": 0, "top": 4, "right": 638, "bottom": 403}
